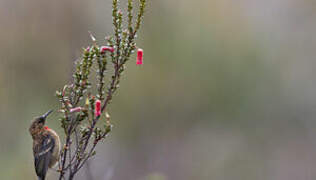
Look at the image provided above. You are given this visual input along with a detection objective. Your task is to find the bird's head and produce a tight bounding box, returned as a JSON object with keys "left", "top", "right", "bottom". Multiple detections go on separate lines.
{"left": 29, "top": 110, "right": 53, "bottom": 137}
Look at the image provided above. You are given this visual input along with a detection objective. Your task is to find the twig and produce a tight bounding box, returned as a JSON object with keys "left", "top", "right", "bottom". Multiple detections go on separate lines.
{"left": 55, "top": 0, "right": 147, "bottom": 179}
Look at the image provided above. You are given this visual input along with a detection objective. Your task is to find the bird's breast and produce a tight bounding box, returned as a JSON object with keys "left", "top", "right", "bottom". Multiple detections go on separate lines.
{"left": 47, "top": 129, "right": 61, "bottom": 168}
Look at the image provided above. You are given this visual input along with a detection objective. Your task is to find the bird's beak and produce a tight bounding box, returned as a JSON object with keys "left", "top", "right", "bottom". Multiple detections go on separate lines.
{"left": 40, "top": 110, "right": 53, "bottom": 122}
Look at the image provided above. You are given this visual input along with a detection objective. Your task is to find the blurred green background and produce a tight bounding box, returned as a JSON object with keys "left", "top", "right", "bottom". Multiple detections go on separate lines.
{"left": 1, "top": 0, "right": 316, "bottom": 179}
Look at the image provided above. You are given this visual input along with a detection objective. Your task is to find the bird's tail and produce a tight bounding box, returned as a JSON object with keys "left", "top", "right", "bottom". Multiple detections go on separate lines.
{"left": 38, "top": 176, "right": 45, "bottom": 180}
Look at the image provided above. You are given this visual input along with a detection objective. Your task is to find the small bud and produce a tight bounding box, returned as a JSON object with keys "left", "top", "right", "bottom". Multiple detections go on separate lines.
{"left": 136, "top": 48, "right": 143, "bottom": 65}
{"left": 95, "top": 99, "right": 101, "bottom": 117}
{"left": 100, "top": 46, "right": 115, "bottom": 53}
{"left": 89, "top": 31, "right": 96, "bottom": 42}
{"left": 70, "top": 107, "right": 82, "bottom": 113}
{"left": 58, "top": 109, "right": 65, "bottom": 113}
{"left": 85, "top": 98, "right": 90, "bottom": 106}
{"left": 62, "top": 85, "right": 68, "bottom": 96}
{"left": 56, "top": 90, "right": 62, "bottom": 97}
{"left": 65, "top": 100, "right": 73, "bottom": 108}
{"left": 105, "top": 112, "right": 110, "bottom": 120}
{"left": 86, "top": 46, "right": 90, "bottom": 52}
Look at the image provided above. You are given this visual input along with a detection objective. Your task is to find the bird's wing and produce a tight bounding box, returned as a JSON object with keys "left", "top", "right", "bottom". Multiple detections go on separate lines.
{"left": 34, "top": 134, "right": 55, "bottom": 180}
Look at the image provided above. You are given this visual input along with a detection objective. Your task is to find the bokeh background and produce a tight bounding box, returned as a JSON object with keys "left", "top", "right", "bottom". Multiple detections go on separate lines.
{"left": 1, "top": 0, "right": 316, "bottom": 179}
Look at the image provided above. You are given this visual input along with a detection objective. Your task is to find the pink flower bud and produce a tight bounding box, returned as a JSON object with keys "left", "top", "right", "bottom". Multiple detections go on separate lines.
{"left": 137, "top": 48, "right": 143, "bottom": 65}
{"left": 100, "top": 46, "right": 114, "bottom": 53}
{"left": 95, "top": 99, "right": 101, "bottom": 117}
{"left": 70, "top": 107, "right": 82, "bottom": 113}
{"left": 86, "top": 46, "right": 90, "bottom": 52}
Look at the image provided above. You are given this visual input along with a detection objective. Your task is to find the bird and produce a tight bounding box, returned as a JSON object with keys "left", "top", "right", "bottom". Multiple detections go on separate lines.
{"left": 29, "top": 110, "right": 61, "bottom": 180}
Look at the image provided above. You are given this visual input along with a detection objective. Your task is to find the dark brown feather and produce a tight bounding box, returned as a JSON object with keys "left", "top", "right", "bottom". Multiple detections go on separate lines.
{"left": 33, "top": 134, "right": 55, "bottom": 180}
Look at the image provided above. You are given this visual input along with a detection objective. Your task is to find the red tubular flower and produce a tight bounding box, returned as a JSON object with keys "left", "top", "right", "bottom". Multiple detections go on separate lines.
{"left": 95, "top": 100, "right": 101, "bottom": 117}
{"left": 70, "top": 107, "right": 82, "bottom": 113}
{"left": 137, "top": 48, "right": 143, "bottom": 65}
{"left": 100, "top": 46, "right": 115, "bottom": 53}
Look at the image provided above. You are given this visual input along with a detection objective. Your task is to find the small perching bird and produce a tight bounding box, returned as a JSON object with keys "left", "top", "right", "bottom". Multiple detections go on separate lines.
{"left": 29, "top": 110, "right": 61, "bottom": 180}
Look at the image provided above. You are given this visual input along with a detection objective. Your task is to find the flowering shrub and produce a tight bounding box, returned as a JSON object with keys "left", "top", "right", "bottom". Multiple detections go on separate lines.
{"left": 55, "top": 0, "right": 147, "bottom": 179}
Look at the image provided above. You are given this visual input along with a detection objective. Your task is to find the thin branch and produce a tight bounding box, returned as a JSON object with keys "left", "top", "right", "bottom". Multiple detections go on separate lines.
{"left": 56, "top": 0, "right": 147, "bottom": 179}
